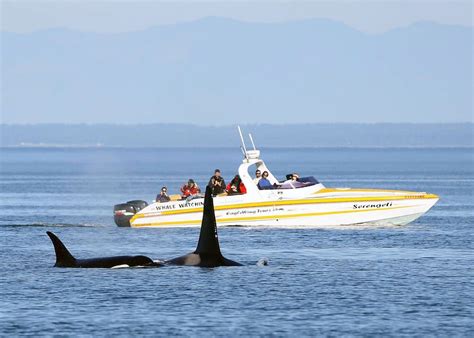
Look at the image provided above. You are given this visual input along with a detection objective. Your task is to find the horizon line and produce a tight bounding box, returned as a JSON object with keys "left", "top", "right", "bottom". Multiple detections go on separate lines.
{"left": 1, "top": 122, "right": 473, "bottom": 127}
{"left": 2, "top": 145, "right": 473, "bottom": 150}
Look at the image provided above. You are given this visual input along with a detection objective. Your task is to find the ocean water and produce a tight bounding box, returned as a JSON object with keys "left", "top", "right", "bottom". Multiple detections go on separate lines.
{"left": 0, "top": 147, "right": 473, "bottom": 336}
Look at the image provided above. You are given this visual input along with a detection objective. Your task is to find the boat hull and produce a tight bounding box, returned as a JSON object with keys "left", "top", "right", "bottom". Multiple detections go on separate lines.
{"left": 128, "top": 191, "right": 439, "bottom": 228}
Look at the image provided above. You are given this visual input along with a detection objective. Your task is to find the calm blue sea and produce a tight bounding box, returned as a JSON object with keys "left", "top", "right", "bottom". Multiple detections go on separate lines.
{"left": 1, "top": 147, "right": 473, "bottom": 336}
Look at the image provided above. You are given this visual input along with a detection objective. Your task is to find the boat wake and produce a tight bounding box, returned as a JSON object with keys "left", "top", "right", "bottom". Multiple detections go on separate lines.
{"left": 2, "top": 222, "right": 107, "bottom": 228}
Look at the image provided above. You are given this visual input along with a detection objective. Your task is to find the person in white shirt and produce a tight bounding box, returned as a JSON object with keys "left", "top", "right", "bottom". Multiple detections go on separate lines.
{"left": 253, "top": 169, "right": 262, "bottom": 185}
{"left": 280, "top": 173, "right": 301, "bottom": 189}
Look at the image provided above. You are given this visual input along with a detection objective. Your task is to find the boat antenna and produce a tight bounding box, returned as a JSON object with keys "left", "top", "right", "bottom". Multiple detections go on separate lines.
{"left": 237, "top": 125, "right": 248, "bottom": 159}
{"left": 249, "top": 133, "right": 256, "bottom": 150}
{"left": 240, "top": 146, "right": 246, "bottom": 158}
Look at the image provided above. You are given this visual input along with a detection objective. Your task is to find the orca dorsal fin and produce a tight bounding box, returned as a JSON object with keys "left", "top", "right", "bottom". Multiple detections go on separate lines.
{"left": 194, "top": 186, "right": 223, "bottom": 257}
{"left": 46, "top": 231, "right": 76, "bottom": 267}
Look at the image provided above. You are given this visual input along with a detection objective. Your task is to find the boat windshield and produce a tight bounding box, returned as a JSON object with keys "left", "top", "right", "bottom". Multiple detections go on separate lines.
{"left": 299, "top": 176, "right": 319, "bottom": 185}
{"left": 278, "top": 176, "right": 319, "bottom": 189}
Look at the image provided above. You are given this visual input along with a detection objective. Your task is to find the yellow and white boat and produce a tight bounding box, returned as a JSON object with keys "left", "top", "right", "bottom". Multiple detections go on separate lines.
{"left": 114, "top": 128, "right": 439, "bottom": 228}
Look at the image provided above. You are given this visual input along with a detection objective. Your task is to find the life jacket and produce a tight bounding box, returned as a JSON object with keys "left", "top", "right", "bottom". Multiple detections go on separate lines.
{"left": 181, "top": 184, "right": 200, "bottom": 197}
{"left": 227, "top": 181, "right": 247, "bottom": 194}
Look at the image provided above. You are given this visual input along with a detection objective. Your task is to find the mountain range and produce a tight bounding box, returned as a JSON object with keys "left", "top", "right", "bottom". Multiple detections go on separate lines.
{"left": 1, "top": 18, "right": 472, "bottom": 124}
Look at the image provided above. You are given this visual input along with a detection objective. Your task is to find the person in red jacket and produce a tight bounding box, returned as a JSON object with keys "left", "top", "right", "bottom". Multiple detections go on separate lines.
{"left": 181, "top": 179, "right": 201, "bottom": 200}
{"left": 226, "top": 175, "right": 247, "bottom": 195}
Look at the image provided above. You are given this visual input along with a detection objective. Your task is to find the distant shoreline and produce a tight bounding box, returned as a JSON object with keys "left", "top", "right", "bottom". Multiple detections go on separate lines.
{"left": 2, "top": 123, "right": 472, "bottom": 148}
{"left": 2, "top": 145, "right": 473, "bottom": 150}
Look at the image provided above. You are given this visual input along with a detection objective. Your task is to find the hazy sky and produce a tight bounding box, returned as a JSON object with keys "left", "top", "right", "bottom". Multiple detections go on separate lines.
{"left": 1, "top": 0, "right": 472, "bottom": 34}
{"left": 1, "top": 1, "right": 472, "bottom": 125}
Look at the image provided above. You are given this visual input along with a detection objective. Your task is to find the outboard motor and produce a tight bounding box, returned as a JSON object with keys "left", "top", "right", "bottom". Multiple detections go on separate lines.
{"left": 113, "top": 200, "right": 148, "bottom": 227}
{"left": 126, "top": 200, "right": 148, "bottom": 212}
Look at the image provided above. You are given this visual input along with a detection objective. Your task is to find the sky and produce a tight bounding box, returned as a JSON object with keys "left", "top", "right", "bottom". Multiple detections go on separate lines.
{"left": 1, "top": 1, "right": 473, "bottom": 125}
{"left": 1, "top": 0, "right": 472, "bottom": 34}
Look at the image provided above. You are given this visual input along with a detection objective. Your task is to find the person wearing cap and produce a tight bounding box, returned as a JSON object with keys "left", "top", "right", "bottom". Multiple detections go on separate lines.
{"left": 208, "top": 169, "right": 226, "bottom": 195}
{"left": 291, "top": 173, "right": 300, "bottom": 181}
{"left": 280, "top": 172, "right": 303, "bottom": 189}
{"left": 181, "top": 179, "right": 201, "bottom": 199}
{"left": 156, "top": 186, "right": 171, "bottom": 203}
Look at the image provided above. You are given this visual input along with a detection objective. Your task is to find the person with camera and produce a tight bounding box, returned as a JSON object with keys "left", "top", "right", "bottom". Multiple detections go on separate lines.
{"left": 156, "top": 186, "right": 171, "bottom": 203}
{"left": 208, "top": 169, "right": 226, "bottom": 195}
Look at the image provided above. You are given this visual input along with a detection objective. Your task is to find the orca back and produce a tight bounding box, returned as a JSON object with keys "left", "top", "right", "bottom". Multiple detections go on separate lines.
{"left": 74, "top": 255, "right": 158, "bottom": 268}
{"left": 46, "top": 232, "right": 161, "bottom": 268}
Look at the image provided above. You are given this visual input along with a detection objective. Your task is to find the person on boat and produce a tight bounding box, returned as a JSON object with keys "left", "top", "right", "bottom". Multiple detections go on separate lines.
{"left": 181, "top": 179, "right": 201, "bottom": 200}
{"left": 257, "top": 171, "right": 273, "bottom": 189}
{"left": 156, "top": 186, "right": 171, "bottom": 203}
{"left": 208, "top": 169, "right": 226, "bottom": 195}
{"left": 280, "top": 173, "right": 303, "bottom": 189}
{"left": 253, "top": 170, "right": 262, "bottom": 185}
{"left": 290, "top": 172, "right": 310, "bottom": 187}
{"left": 291, "top": 173, "right": 300, "bottom": 181}
{"left": 226, "top": 175, "right": 247, "bottom": 195}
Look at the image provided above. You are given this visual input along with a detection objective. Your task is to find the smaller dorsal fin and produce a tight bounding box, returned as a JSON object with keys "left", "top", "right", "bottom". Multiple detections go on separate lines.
{"left": 46, "top": 232, "right": 76, "bottom": 267}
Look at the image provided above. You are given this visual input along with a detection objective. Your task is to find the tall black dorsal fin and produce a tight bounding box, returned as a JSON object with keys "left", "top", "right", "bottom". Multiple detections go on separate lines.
{"left": 46, "top": 231, "right": 76, "bottom": 267}
{"left": 194, "top": 186, "right": 223, "bottom": 257}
